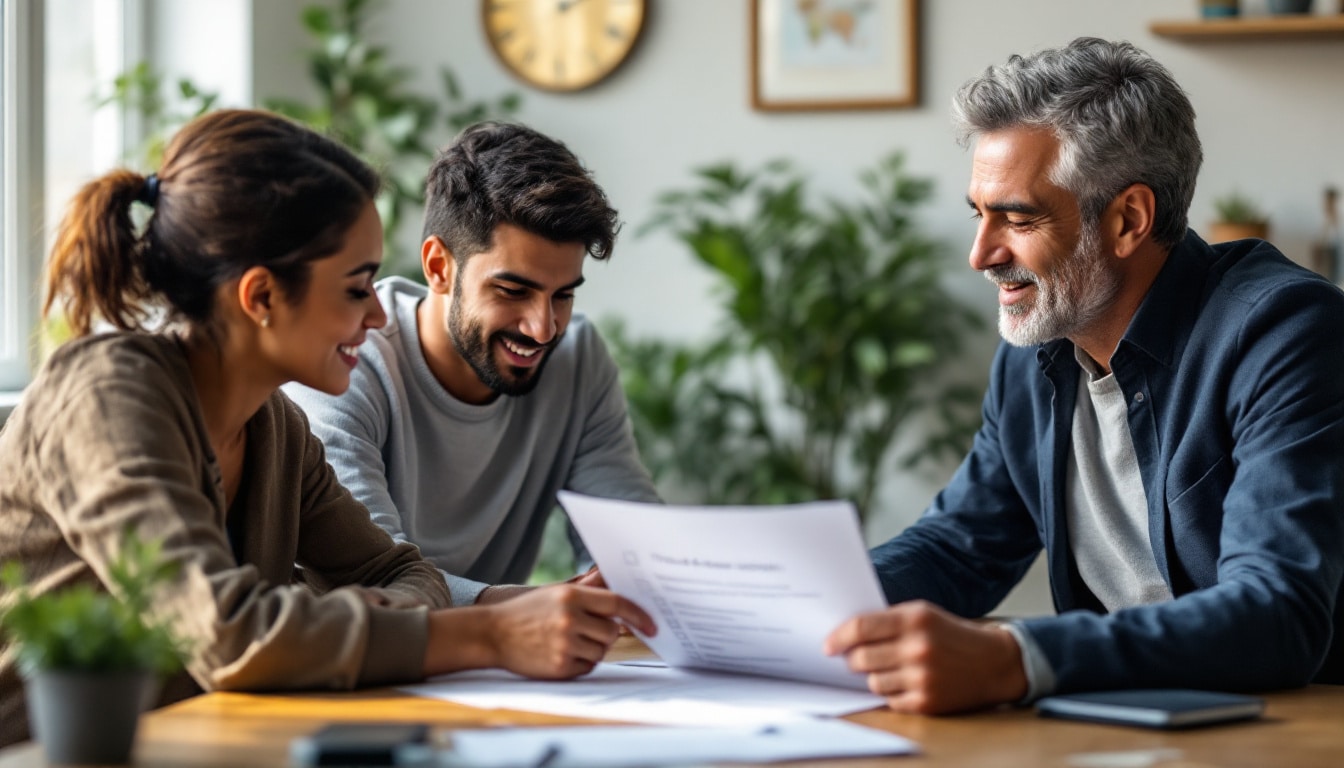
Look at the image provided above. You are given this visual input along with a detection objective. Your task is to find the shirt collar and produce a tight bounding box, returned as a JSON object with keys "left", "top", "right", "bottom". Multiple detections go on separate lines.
{"left": 1115, "top": 229, "right": 1211, "bottom": 370}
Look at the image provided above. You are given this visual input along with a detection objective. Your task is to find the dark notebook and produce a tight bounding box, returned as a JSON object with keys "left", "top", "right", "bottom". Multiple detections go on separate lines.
{"left": 1036, "top": 689, "right": 1265, "bottom": 729}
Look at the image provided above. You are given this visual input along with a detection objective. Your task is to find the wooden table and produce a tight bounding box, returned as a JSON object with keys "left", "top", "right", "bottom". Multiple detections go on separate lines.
{"left": 2, "top": 639, "right": 1341, "bottom": 767}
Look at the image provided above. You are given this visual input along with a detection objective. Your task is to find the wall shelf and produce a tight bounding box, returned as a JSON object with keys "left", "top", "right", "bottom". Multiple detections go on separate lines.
{"left": 1151, "top": 15, "right": 1344, "bottom": 41}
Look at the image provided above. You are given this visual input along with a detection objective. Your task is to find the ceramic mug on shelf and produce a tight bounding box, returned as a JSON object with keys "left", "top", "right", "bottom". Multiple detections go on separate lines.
{"left": 1200, "top": 0, "right": 1239, "bottom": 18}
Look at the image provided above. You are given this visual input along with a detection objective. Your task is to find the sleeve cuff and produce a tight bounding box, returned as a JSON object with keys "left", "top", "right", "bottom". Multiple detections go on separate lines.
{"left": 445, "top": 571, "right": 489, "bottom": 606}
{"left": 359, "top": 605, "right": 430, "bottom": 686}
{"left": 998, "top": 621, "right": 1058, "bottom": 703}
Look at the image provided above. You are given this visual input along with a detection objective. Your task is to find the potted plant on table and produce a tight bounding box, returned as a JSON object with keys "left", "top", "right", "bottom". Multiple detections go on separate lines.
{"left": 0, "top": 530, "right": 187, "bottom": 765}
{"left": 1209, "top": 191, "right": 1270, "bottom": 244}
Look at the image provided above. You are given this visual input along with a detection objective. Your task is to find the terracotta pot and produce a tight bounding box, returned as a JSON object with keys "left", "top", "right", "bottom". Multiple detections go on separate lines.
{"left": 1208, "top": 221, "right": 1269, "bottom": 243}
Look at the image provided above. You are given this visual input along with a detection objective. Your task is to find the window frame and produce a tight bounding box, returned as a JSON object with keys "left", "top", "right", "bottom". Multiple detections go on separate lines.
{"left": 0, "top": 0, "right": 143, "bottom": 420}
{"left": 0, "top": 0, "right": 44, "bottom": 398}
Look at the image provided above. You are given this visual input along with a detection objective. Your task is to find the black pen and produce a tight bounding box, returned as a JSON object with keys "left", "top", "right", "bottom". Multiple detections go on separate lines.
{"left": 533, "top": 743, "right": 563, "bottom": 768}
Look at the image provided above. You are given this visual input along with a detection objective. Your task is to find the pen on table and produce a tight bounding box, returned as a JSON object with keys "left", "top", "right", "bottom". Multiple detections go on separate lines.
{"left": 532, "top": 743, "right": 562, "bottom": 768}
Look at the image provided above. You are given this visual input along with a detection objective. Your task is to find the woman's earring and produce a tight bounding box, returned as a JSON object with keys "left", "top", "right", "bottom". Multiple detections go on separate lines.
{"left": 260, "top": 315, "right": 271, "bottom": 328}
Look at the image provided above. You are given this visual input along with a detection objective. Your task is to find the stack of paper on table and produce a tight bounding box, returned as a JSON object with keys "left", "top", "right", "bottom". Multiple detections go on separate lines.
{"left": 403, "top": 661, "right": 884, "bottom": 727}
{"left": 403, "top": 494, "right": 897, "bottom": 734}
{"left": 443, "top": 719, "right": 918, "bottom": 767}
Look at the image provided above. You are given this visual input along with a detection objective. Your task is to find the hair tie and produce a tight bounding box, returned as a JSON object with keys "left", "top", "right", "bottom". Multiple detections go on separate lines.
{"left": 138, "top": 174, "right": 161, "bottom": 207}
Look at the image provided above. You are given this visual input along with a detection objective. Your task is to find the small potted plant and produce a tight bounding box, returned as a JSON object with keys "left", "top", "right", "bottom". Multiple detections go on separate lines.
{"left": 0, "top": 530, "right": 187, "bottom": 765}
{"left": 1210, "top": 191, "right": 1270, "bottom": 244}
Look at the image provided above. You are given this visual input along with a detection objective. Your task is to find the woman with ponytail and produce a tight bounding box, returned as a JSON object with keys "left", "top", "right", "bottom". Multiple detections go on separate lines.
{"left": 0, "top": 110, "right": 653, "bottom": 747}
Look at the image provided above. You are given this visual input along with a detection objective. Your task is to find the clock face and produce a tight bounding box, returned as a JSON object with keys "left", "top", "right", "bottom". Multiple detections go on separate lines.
{"left": 483, "top": 0, "right": 646, "bottom": 92}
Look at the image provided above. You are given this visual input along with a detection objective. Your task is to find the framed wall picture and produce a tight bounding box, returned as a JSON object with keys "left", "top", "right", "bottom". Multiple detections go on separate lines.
{"left": 751, "top": 0, "right": 920, "bottom": 112}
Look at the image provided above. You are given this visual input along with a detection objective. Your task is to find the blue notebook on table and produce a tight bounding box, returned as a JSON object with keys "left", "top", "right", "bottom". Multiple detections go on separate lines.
{"left": 1036, "top": 689, "right": 1265, "bottom": 729}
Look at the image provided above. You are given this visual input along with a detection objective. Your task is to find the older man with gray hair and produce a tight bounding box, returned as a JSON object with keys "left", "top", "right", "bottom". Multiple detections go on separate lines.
{"left": 826, "top": 37, "right": 1344, "bottom": 714}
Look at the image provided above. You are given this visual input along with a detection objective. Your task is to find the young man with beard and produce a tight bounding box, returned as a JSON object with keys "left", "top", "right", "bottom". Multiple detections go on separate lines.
{"left": 824, "top": 38, "right": 1344, "bottom": 713}
{"left": 287, "top": 122, "right": 659, "bottom": 606}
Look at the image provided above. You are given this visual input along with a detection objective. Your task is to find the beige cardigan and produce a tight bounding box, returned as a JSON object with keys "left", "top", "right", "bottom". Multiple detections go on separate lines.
{"left": 0, "top": 333, "right": 452, "bottom": 746}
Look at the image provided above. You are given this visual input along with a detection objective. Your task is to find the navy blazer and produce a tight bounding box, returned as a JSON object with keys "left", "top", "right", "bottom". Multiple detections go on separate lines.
{"left": 872, "top": 230, "right": 1344, "bottom": 692}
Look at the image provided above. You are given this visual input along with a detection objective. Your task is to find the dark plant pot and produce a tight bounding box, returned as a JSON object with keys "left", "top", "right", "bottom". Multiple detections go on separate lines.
{"left": 26, "top": 669, "right": 157, "bottom": 765}
{"left": 1267, "top": 0, "right": 1312, "bottom": 12}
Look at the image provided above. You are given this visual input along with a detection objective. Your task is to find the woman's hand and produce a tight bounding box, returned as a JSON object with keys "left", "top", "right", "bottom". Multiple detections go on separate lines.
{"left": 423, "top": 583, "right": 655, "bottom": 679}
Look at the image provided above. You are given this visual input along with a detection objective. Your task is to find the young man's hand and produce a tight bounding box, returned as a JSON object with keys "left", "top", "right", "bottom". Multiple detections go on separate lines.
{"left": 824, "top": 600, "right": 1027, "bottom": 714}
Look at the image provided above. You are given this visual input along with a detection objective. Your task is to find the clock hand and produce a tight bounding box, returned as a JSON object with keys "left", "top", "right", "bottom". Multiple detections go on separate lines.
{"left": 556, "top": 0, "right": 591, "bottom": 12}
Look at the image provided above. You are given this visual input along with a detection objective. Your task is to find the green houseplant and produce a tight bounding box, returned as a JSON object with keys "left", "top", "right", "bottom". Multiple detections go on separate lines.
{"left": 264, "top": 0, "right": 523, "bottom": 275}
{"left": 97, "top": 61, "right": 220, "bottom": 168}
{"left": 1, "top": 531, "right": 187, "bottom": 764}
{"left": 1210, "top": 190, "right": 1269, "bottom": 243}
{"left": 607, "top": 154, "right": 984, "bottom": 525}
{"left": 262, "top": 0, "right": 521, "bottom": 276}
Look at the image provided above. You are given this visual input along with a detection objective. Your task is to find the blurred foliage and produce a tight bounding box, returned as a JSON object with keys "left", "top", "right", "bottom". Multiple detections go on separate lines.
{"left": 0, "top": 529, "right": 188, "bottom": 675}
{"left": 98, "top": 61, "right": 219, "bottom": 168}
{"left": 1213, "top": 190, "right": 1268, "bottom": 225}
{"left": 265, "top": 0, "right": 521, "bottom": 276}
{"left": 102, "top": 0, "right": 522, "bottom": 278}
{"left": 607, "top": 154, "right": 984, "bottom": 523}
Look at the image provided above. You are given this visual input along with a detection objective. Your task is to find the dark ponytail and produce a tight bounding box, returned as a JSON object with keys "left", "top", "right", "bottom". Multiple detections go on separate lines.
{"left": 44, "top": 170, "right": 155, "bottom": 336}
{"left": 43, "top": 109, "right": 381, "bottom": 338}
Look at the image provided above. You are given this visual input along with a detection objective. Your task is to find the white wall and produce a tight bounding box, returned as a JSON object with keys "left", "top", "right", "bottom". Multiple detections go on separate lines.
{"left": 148, "top": 0, "right": 252, "bottom": 107}
{"left": 244, "top": 0, "right": 1344, "bottom": 616}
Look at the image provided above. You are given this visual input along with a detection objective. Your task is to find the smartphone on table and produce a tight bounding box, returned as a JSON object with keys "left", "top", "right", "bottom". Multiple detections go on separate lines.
{"left": 289, "top": 722, "right": 433, "bottom": 766}
{"left": 1036, "top": 689, "right": 1265, "bottom": 729}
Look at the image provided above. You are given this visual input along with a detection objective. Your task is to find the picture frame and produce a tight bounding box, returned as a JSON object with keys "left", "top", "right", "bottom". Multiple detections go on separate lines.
{"left": 751, "top": 0, "right": 920, "bottom": 112}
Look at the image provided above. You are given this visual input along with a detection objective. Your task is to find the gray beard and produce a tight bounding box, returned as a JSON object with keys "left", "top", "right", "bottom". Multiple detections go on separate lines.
{"left": 986, "top": 224, "right": 1120, "bottom": 347}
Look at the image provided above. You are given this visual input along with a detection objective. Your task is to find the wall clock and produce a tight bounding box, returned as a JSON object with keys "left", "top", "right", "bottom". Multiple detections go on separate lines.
{"left": 483, "top": 0, "right": 647, "bottom": 92}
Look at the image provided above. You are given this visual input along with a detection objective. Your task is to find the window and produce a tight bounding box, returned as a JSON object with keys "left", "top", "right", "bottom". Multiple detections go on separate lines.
{"left": 0, "top": 0, "right": 137, "bottom": 400}
{"left": 45, "top": 0, "right": 136, "bottom": 239}
{"left": 0, "top": 0, "right": 41, "bottom": 393}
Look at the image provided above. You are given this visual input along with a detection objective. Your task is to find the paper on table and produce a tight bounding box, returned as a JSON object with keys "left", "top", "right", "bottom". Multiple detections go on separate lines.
{"left": 443, "top": 719, "right": 918, "bottom": 768}
{"left": 557, "top": 491, "right": 887, "bottom": 690}
{"left": 402, "top": 662, "right": 885, "bottom": 727}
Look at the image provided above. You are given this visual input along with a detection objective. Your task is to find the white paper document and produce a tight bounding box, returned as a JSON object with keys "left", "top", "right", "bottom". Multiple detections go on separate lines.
{"left": 557, "top": 492, "right": 888, "bottom": 690}
{"left": 403, "top": 662, "right": 884, "bottom": 727}
{"left": 443, "top": 719, "right": 919, "bottom": 767}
